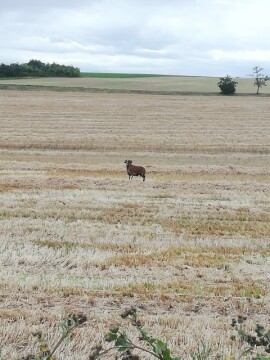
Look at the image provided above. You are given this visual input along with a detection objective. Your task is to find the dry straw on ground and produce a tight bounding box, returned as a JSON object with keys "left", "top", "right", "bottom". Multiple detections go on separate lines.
{"left": 0, "top": 87, "right": 270, "bottom": 359}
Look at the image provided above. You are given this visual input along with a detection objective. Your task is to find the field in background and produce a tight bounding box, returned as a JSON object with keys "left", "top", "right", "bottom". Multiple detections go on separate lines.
{"left": 1, "top": 74, "right": 269, "bottom": 94}
{"left": 0, "top": 85, "right": 270, "bottom": 359}
{"left": 81, "top": 72, "right": 164, "bottom": 78}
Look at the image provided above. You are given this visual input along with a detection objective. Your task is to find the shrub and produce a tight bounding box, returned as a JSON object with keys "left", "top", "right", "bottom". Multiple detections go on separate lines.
{"left": 218, "top": 75, "right": 238, "bottom": 94}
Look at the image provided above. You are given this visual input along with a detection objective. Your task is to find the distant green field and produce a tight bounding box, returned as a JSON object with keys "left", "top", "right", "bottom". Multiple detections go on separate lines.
{"left": 80, "top": 72, "right": 164, "bottom": 78}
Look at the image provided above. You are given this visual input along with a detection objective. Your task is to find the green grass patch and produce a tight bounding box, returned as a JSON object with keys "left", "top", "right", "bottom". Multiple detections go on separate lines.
{"left": 80, "top": 72, "right": 165, "bottom": 78}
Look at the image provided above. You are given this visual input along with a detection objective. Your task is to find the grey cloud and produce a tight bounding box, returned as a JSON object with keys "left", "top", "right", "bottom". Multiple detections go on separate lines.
{"left": 1, "top": 0, "right": 270, "bottom": 76}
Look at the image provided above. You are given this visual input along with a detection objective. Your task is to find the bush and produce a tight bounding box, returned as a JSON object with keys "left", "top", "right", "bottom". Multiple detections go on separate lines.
{"left": 218, "top": 75, "right": 238, "bottom": 94}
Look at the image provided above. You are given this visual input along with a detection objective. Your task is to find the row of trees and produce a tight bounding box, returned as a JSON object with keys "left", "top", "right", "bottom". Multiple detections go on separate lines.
{"left": 218, "top": 66, "right": 270, "bottom": 95}
{"left": 0, "top": 59, "right": 80, "bottom": 78}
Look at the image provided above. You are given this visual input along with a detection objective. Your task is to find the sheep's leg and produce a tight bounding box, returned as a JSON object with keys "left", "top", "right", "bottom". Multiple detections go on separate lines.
{"left": 139, "top": 174, "right": 145, "bottom": 181}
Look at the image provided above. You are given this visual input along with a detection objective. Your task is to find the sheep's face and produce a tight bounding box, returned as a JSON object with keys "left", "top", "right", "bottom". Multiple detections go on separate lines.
{"left": 124, "top": 160, "right": 132, "bottom": 167}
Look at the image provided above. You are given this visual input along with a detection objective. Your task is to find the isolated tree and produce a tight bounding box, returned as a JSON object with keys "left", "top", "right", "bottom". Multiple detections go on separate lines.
{"left": 217, "top": 75, "right": 238, "bottom": 94}
{"left": 251, "top": 66, "right": 270, "bottom": 94}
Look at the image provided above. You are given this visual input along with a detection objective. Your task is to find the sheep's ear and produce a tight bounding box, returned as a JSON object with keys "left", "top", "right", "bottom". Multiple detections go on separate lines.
{"left": 129, "top": 160, "right": 132, "bottom": 163}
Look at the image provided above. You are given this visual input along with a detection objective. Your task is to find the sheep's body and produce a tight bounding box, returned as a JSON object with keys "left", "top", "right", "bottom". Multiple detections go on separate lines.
{"left": 124, "top": 160, "right": 146, "bottom": 181}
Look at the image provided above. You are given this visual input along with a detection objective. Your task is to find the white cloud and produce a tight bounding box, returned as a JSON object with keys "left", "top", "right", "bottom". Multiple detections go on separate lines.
{"left": 1, "top": 0, "right": 270, "bottom": 76}
{"left": 209, "top": 50, "right": 270, "bottom": 62}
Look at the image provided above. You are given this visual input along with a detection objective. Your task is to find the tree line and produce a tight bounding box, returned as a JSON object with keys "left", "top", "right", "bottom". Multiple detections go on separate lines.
{"left": 0, "top": 59, "right": 80, "bottom": 78}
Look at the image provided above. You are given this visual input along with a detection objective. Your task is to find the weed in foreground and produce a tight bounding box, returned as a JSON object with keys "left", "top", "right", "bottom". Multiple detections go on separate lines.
{"left": 21, "top": 313, "right": 87, "bottom": 360}
{"left": 231, "top": 315, "right": 270, "bottom": 359}
{"left": 89, "top": 307, "right": 180, "bottom": 360}
{"left": 14, "top": 310, "right": 270, "bottom": 360}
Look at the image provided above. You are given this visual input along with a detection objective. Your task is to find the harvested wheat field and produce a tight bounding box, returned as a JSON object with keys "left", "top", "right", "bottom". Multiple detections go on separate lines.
{"left": 0, "top": 88, "right": 270, "bottom": 359}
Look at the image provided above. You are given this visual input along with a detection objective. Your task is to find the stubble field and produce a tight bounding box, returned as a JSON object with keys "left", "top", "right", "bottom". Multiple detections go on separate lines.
{"left": 0, "top": 87, "right": 270, "bottom": 359}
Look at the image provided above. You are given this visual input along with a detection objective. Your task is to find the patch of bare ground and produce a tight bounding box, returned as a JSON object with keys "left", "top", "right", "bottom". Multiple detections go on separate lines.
{"left": 0, "top": 90, "right": 270, "bottom": 359}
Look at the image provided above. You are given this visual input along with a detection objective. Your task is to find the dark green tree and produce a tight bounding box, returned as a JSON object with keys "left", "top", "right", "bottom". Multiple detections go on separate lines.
{"left": 0, "top": 59, "right": 80, "bottom": 78}
{"left": 218, "top": 75, "right": 238, "bottom": 94}
{"left": 251, "top": 66, "right": 270, "bottom": 94}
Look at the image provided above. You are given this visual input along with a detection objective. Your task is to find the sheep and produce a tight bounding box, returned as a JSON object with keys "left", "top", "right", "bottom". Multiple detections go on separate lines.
{"left": 124, "top": 160, "right": 146, "bottom": 181}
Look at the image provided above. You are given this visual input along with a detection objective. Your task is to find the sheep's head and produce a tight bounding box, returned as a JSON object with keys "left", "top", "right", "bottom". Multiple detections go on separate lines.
{"left": 124, "top": 160, "right": 132, "bottom": 166}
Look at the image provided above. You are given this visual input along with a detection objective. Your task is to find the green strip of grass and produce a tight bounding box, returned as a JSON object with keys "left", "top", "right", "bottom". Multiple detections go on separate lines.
{"left": 80, "top": 72, "right": 165, "bottom": 78}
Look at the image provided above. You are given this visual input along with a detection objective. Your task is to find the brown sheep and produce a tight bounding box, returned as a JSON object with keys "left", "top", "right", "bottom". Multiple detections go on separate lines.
{"left": 124, "top": 160, "right": 146, "bottom": 181}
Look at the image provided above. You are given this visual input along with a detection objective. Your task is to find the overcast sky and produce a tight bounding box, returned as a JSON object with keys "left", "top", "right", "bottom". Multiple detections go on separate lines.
{"left": 1, "top": 0, "right": 270, "bottom": 77}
